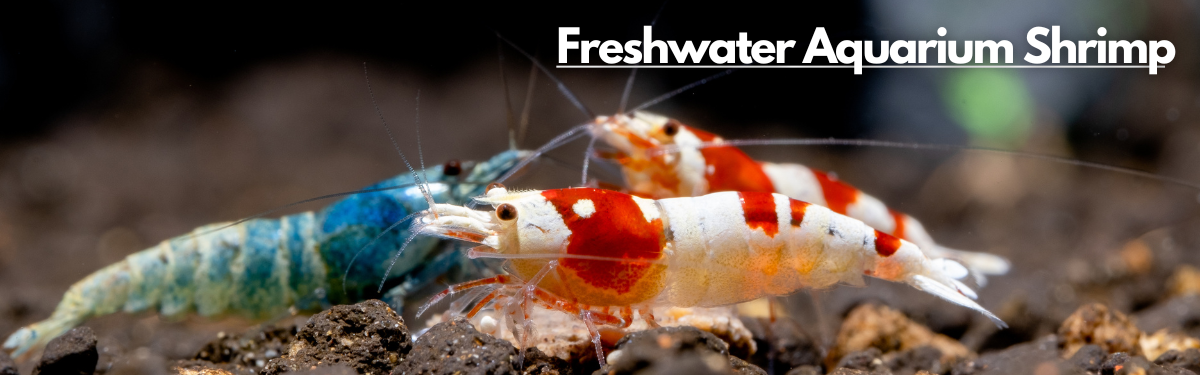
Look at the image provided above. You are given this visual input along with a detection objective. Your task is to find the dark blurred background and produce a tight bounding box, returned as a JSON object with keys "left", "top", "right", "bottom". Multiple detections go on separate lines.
{"left": 0, "top": 1, "right": 874, "bottom": 141}
{"left": 1, "top": 0, "right": 1198, "bottom": 369}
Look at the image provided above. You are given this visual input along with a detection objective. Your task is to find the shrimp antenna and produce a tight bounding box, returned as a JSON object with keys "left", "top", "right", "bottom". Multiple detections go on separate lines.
{"left": 518, "top": 59, "right": 538, "bottom": 147}
{"left": 466, "top": 250, "right": 670, "bottom": 266}
{"left": 540, "top": 152, "right": 623, "bottom": 184}
{"left": 467, "top": 122, "right": 592, "bottom": 210}
{"left": 413, "top": 89, "right": 434, "bottom": 213}
{"left": 340, "top": 211, "right": 423, "bottom": 297}
{"left": 494, "top": 31, "right": 596, "bottom": 120}
{"left": 379, "top": 222, "right": 433, "bottom": 293}
{"left": 193, "top": 183, "right": 430, "bottom": 238}
{"left": 191, "top": 173, "right": 507, "bottom": 240}
{"left": 616, "top": 0, "right": 670, "bottom": 114}
{"left": 496, "top": 38, "right": 539, "bottom": 149}
{"left": 617, "top": 69, "right": 639, "bottom": 115}
{"left": 630, "top": 69, "right": 736, "bottom": 113}
{"left": 492, "top": 123, "right": 592, "bottom": 186}
{"left": 467, "top": 123, "right": 592, "bottom": 210}
{"left": 497, "top": 38, "right": 519, "bottom": 150}
{"left": 657, "top": 138, "right": 1200, "bottom": 191}
{"left": 580, "top": 135, "right": 600, "bottom": 186}
{"left": 494, "top": 32, "right": 614, "bottom": 185}
{"left": 599, "top": 2, "right": 674, "bottom": 187}
{"left": 363, "top": 63, "right": 438, "bottom": 213}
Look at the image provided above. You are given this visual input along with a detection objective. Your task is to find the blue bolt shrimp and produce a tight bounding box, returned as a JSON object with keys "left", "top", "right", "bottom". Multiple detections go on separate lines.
{"left": 2, "top": 149, "right": 531, "bottom": 357}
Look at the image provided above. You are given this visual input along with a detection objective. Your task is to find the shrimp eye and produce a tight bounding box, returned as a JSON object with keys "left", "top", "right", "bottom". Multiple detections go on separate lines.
{"left": 486, "top": 182, "right": 505, "bottom": 192}
{"left": 662, "top": 122, "right": 680, "bottom": 137}
{"left": 496, "top": 203, "right": 518, "bottom": 221}
{"left": 443, "top": 160, "right": 462, "bottom": 176}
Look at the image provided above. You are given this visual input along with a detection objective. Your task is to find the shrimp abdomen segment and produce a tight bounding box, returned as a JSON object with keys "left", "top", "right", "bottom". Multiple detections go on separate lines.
{"left": 658, "top": 192, "right": 906, "bottom": 307}
{"left": 657, "top": 192, "right": 793, "bottom": 307}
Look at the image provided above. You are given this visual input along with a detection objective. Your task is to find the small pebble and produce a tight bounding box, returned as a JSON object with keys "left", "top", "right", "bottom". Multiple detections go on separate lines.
{"left": 607, "top": 349, "right": 624, "bottom": 365}
{"left": 1059, "top": 303, "right": 1141, "bottom": 357}
{"left": 0, "top": 350, "right": 18, "bottom": 375}
{"left": 32, "top": 326, "right": 98, "bottom": 375}
{"left": 261, "top": 300, "right": 410, "bottom": 375}
{"left": 479, "top": 315, "right": 498, "bottom": 335}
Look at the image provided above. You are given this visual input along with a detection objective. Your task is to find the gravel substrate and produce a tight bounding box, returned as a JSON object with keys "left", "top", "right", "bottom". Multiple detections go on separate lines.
{"left": 10, "top": 282, "right": 1200, "bottom": 375}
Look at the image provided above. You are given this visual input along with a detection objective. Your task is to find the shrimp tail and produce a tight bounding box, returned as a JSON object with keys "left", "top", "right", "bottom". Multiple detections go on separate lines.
{"left": 907, "top": 259, "right": 1008, "bottom": 329}
{"left": 925, "top": 245, "right": 1011, "bottom": 286}
{"left": 4, "top": 259, "right": 132, "bottom": 356}
{"left": 4, "top": 214, "right": 324, "bottom": 357}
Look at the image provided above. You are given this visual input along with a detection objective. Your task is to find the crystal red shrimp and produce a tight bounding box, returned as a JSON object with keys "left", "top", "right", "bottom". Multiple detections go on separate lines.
{"left": 415, "top": 185, "right": 1005, "bottom": 364}
{"left": 589, "top": 111, "right": 1011, "bottom": 282}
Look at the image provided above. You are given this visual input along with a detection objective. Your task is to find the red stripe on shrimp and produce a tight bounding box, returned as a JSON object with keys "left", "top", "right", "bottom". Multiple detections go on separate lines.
{"left": 681, "top": 124, "right": 776, "bottom": 193}
{"left": 737, "top": 192, "right": 780, "bottom": 237}
{"left": 874, "top": 230, "right": 901, "bottom": 257}
{"left": 789, "top": 199, "right": 810, "bottom": 227}
{"left": 540, "top": 188, "right": 667, "bottom": 306}
{"left": 889, "top": 209, "right": 907, "bottom": 239}
{"left": 811, "top": 169, "right": 858, "bottom": 215}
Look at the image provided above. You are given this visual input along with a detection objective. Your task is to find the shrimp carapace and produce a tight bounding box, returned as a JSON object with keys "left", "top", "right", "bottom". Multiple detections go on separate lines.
{"left": 590, "top": 111, "right": 1011, "bottom": 280}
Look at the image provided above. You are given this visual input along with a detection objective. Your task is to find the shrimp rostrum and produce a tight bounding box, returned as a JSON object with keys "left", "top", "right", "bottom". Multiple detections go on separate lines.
{"left": 418, "top": 185, "right": 1006, "bottom": 359}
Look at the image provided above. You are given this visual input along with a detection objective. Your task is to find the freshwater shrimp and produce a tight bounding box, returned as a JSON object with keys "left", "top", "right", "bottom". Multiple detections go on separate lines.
{"left": 2, "top": 150, "right": 530, "bottom": 357}
{"left": 489, "top": 35, "right": 1009, "bottom": 282}
{"left": 588, "top": 111, "right": 1012, "bottom": 280}
{"left": 415, "top": 184, "right": 1006, "bottom": 365}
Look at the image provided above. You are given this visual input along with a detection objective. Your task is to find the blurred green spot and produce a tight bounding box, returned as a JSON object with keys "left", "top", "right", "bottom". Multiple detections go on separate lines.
{"left": 943, "top": 69, "right": 1033, "bottom": 147}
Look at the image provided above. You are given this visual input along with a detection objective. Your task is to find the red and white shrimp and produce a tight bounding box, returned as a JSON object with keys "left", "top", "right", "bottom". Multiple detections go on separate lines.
{"left": 589, "top": 111, "right": 1011, "bottom": 281}
{"left": 415, "top": 184, "right": 1005, "bottom": 364}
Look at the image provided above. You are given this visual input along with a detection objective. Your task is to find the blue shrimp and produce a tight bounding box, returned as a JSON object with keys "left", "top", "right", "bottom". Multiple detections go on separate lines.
{"left": 3, "top": 149, "right": 530, "bottom": 357}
